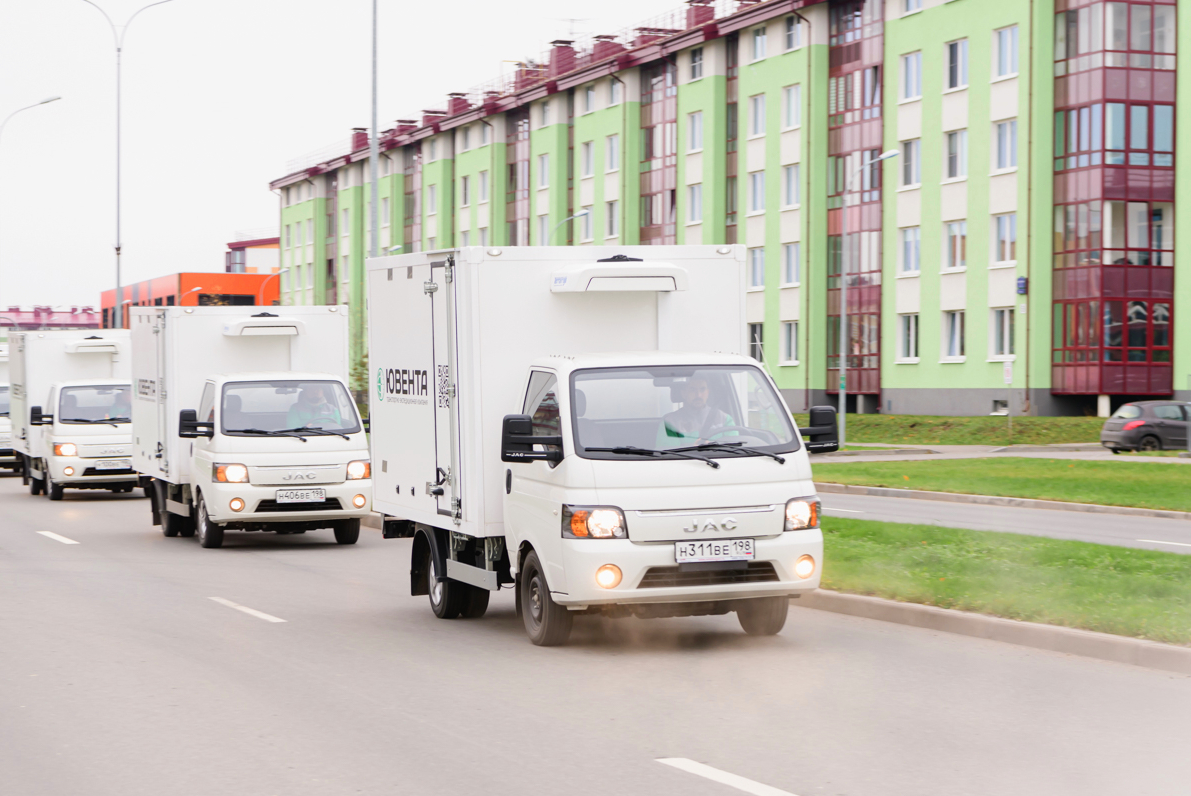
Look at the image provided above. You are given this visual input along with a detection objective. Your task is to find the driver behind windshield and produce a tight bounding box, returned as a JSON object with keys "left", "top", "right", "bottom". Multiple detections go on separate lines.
{"left": 286, "top": 384, "right": 342, "bottom": 429}
{"left": 661, "top": 377, "right": 734, "bottom": 443}
{"left": 107, "top": 390, "right": 131, "bottom": 420}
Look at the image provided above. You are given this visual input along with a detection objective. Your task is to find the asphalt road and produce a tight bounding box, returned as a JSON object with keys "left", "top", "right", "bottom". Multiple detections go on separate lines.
{"left": 3, "top": 474, "right": 1191, "bottom": 796}
{"left": 820, "top": 492, "right": 1191, "bottom": 553}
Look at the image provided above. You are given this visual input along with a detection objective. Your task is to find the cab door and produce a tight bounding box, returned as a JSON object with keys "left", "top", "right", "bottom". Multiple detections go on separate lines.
{"left": 1154, "top": 404, "right": 1187, "bottom": 448}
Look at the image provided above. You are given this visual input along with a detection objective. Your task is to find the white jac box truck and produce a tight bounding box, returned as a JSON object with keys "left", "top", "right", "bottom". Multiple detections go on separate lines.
{"left": 9, "top": 330, "right": 139, "bottom": 498}
{"left": 0, "top": 343, "right": 15, "bottom": 472}
{"left": 130, "top": 306, "right": 372, "bottom": 548}
{"left": 367, "top": 246, "right": 838, "bottom": 646}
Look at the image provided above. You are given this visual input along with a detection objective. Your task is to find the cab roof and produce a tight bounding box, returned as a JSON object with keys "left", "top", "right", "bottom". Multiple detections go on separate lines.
{"left": 209, "top": 372, "right": 345, "bottom": 383}
{"left": 529, "top": 351, "right": 756, "bottom": 375}
{"left": 51, "top": 378, "right": 132, "bottom": 388}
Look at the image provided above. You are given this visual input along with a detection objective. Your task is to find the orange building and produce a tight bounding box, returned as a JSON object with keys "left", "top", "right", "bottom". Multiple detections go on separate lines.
{"left": 100, "top": 272, "right": 280, "bottom": 328}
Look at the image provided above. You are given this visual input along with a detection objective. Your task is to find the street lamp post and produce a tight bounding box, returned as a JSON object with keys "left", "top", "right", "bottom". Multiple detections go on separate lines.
{"left": 550, "top": 209, "right": 589, "bottom": 245}
{"left": 838, "top": 148, "right": 898, "bottom": 448}
{"left": 179, "top": 286, "right": 203, "bottom": 305}
{"left": 0, "top": 97, "right": 61, "bottom": 274}
{"left": 257, "top": 270, "right": 287, "bottom": 306}
{"left": 79, "top": 0, "right": 178, "bottom": 331}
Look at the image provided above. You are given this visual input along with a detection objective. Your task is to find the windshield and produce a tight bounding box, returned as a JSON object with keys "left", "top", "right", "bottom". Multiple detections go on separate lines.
{"left": 0, "top": 386, "right": 8, "bottom": 417}
{"left": 571, "top": 365, "right": 798, "bottom": 458}
{"left": 221, "top": 380, "right": 361, "bottom": 435}
{"left": 58, "top": 385, "right": 131, "bottom": 424}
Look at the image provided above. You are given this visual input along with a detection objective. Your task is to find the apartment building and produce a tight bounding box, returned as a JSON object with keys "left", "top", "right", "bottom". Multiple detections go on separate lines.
{"left": 270, "top": 0, "right": 1186, "bottom": 416}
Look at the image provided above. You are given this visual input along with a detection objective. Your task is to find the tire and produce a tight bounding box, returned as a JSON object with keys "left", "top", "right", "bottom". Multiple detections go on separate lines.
{"left": 195, "top": 493, "right": 224, "bottom": 549}
{"left": 427, "top": 547, "right": 464, "bottom": 619}
{"left": 333, "top": 518, "right": 361, "bottom": 545}
{"left": 519, "top": 550, "right": 573, "bottom": 646}
{"left": 1110, "top": 449, "right": 1121, "bottom": 455}
{"left": 460, "top": 584, "right": 491, "bottom": 619}
{"left": 30, "top": 474, "right": 43, "bottom": 496}
{"left": 1138, "top": 435, "right": 1162, "bottom": 452}
{"left": 47, "top": 475, "right": 64, "bottom": 501}
{"left": 736, "top": 596, "right": 789, "bottom": 636}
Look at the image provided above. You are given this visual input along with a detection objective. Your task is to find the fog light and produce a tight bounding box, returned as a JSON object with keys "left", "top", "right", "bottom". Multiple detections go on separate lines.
{"left": 229, "top": 497, "right": 245, "bottom": 512}
{"left": 595, "top": 564, "right": 622, "bottom": 589}
{"left": 794, "top": 555, "right": 816, "bottom": 579}
{"left": 63, "top": 466, "right": 75, "bottom": 476}
{"left": 352, "top": 494, "right": 367, "bottom": 509}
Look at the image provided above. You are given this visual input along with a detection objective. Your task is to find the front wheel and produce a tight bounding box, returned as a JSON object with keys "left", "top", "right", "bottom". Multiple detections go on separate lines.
{"left": 333, "top": 518, "right": 360, "bottom": 545}
{"left": 520, "top": 550, "right": 573, "bottom": 646}
{"left": 29, "top": 473, "right": 43, "bottom": 496}
{"left": 195, "top": 494, "right": 224, "bottom": 549}
{"left": 46, "top": 475, "right": 64, "bottom": 501}
{"left": 736, "top": 596, "right": 789, "bottom": 636}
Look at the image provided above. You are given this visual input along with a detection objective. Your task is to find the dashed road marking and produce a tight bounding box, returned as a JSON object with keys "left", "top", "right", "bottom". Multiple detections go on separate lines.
{"left": 656, "top": 758, "right": 798, "bottom": 796}
{"left": 209, "top": 597, "right": 287, "bottom": 623}
{"left": 823, "top": 507, "right": 863, "bottom": 513}
{"left": 1137, "top": 539, "right": 1191, "bottom": 548}
{"left": 37, "top": 531, "right": 79, "bottom": 545}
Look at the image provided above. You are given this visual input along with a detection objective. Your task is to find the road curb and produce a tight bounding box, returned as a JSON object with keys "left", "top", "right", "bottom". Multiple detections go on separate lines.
{"left": 814, "top": 481, "right": 1191, "bottom": 521}
{"left": 819, "top": 448, "right": 937, "bottom": 458}
{"left": 794, "top": 590, "right": 1191, "bottom": 675}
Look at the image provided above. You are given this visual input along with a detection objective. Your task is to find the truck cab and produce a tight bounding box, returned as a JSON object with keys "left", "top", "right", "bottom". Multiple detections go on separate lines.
{"left": 30, "top": 379, "right": 138, "bottom": 499}
{"left": 173, "top": 371, "right": 372, "bottom": 547}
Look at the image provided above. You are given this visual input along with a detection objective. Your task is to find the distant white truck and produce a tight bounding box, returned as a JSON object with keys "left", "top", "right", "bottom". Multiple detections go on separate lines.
{"left": 9, "top": 330, "right": 139, "bottom": 498}
{"left": 130, "top": 306, "right": 372, "bottom": 548}
{"left": 0, "top": 343, "right": 15, "bottom": 473}
{"left": 367, "top": 246, "right": 838, "bottom": 646}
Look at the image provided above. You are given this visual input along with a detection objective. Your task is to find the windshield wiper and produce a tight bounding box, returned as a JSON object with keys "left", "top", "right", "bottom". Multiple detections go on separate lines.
{"left": 230, "top": 427, "right": 308, "bottom": 442}
{"left": 61, "top": 417, "right": 126, "bottom": 427}
{"left": 672, "top": 441, "right": 786, "bottom": 464}
{"left": 282, "top": 427, "right": 351, "bottom": 441}
{"left": 585, "top": 445, "right": 719, "bottom": 469}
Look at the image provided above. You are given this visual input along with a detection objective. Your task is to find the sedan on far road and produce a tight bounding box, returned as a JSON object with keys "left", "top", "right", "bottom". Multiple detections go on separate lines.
{"left": 1100, "top": 400, "right": 1188, "bottom": 452}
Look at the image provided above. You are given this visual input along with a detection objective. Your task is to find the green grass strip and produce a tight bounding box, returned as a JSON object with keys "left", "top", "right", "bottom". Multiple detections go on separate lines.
{"left": 812, "top": 457, "right": 1191, "bottom": 512}
{"left": 822, "top": 517, "right": 1191, "bottom": 645}
{"left": 794, "top": 413, "right": 1104, "bottom": 446}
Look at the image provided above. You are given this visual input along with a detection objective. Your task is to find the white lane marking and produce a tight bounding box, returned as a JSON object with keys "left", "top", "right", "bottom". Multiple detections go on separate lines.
{"left": 208, "top": 597, "right": 287, "bottom": 623}
{"left": 823, "top": 507, "right": 864, "bottom": 513}
{"left": 657, "top": 758, "right": 798, "bottom": 796}
{"left": 37, "top": 531, "right": 80, "bottom": 545}
{"left": 1137, "top": 539, "right": 1191, "bottom": 548}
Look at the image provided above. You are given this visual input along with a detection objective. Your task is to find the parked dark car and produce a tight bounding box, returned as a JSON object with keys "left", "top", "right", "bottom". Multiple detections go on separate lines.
{"left": 1100, "top": 401, "right": 1188, "bottom": 452}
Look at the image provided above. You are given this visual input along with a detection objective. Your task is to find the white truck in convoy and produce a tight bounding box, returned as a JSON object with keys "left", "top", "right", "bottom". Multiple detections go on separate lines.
{"left": 9, "top": 330, "right": 140, "bottom": 499}
{"left": 367, "top": 246, "right": 838, "bottom": 646}
{"left": 0, "top": 343, "right": 16, "bottom": 473}
{"left": 130, "top": 306, "right": 372, "bottom": 548}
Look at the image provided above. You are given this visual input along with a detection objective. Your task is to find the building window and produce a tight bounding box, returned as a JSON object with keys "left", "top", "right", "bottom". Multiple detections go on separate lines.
{"left": 781, "top": 321, "right": 798, "bottom": 363}
{"left": 426, "top": 187, "right": 437, "bottom": 215}
{"left": 584, "top": 84, "right": 595, "bottom": 113}
{"left": 606, "top": 134, "right": 620, "bottom": 170}
{"left": 478, "top": 227, "right": 489, "bottom": 246}
{"left": 428, "top": 139, "right": 437, "bottom": 161}
{"left": 945, "top": 221, "right": 967, "bottom": 270}
{"left": 748, "top": 171, "right": 765, "bottom": 212}
{"left": 606, "top": 200, "right": 619, "bottom": 237}
{"left": 782, "top": 84, "right": 801, "bottom": 128}
{"left": 540, "top": 101, "right": 550, "bottom": 126}
{"left": 295, "top": 220, "right": 305, "bottom": 248}
{"left": 946, "top": 130, "right": 968, "bottom": 179}
{"left": 944, "top": 311, "right": 965, "bottom": 359}
{"left": 899, "top": 314, "right": 919, "bottom": 360}
{"left": 580, "top": 206, "right": 593, "bottom": 241}
{"left": 479, "top": 170, "right": 489, "bottom": 202}
{"left": 900, "top": 227, "right": 921, "bottom": 273}
{"left": 992, "top": 308, "right": 1015, "bottom": 357}
{"left": 995, "top": 213, "right": 1017, "bottom": 262}
{"left": 748, "top": 248, "right": 765, "bottom": 288}
{"left": 782, "top": 242, "right": 801, "bottom": 284}
{"left": 901, "top": 139, "right": 921, "bottom": 186}
{"left": 306, "top": 219, "right": 313, "bottom": 243}
{"left": 460, "top": 230, "right": 470, "bottom": 246}
{"left": 995, "top": 26, "right": 1019, "bottom": 77}
{"left": 537, "top": 154, "right": 549, "bottom": 188}
{"left": 481, "top": 124, "right": 491, "bottom": 145}
{"left": 460, "top": 175, "right": 470, "bottom": 207}
{"left": 749, "top": 94, "right": 766, "bottom": 136}
{"left": 687, "top": 112, "right": 703, "bottom": 151}
{"left": 785, "top": 16, "right": 802, "bottom": 50}
{"left": 902, "top": 52, "right": 922, "bottom": 100}
{"left": 284, "top": 224, "right": 291, "bottom": 248}
{"left": 687, "top": 184, "right": 703, "bottom": 223}
{"left": 946, "top": 40, "right": 968, "bottom": 90}
{"left": 904, "top": 0, "right": 922, "bottom": 12}
{"left": 342, "top": 208, "right": 350, "bottom": 232}
{"left": 609, "top": 78, "right": 622, "bottom": 105}
{"left": 782, "top": 164, "right": 800, "bottom": 207}
{"left": 751, "top": 27, "right": 767, "bottom": 61}
{"left": 996, "top": 120, "right": 1018, "bottom": 169}
{"left": 461, "top": 126, "right": 470, "bottom": 151}
{"left": 581, "top": 141, "right": 594, "bottom": 177}
{"left": 381, "top": 197, "right": 390, "bottom": 226}
{"left": 690, "top": 47, "right": 704, "bottom": 80}
{"left": 748, "top": 323, "right": 764, "bottom": 361}
{"left": 538, "top": 214, "right": 549, "bottom": 245}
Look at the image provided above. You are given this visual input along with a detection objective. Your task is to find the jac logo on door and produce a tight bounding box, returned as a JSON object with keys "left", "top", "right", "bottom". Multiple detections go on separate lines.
{"left": 377, "top": 367, "right": 430, "bottom": 406}
{"left": 683, "top": 517, "right": 739, "bottom": 533}
{"left": 282, "top": 472, "right": 318, "bottom": 482}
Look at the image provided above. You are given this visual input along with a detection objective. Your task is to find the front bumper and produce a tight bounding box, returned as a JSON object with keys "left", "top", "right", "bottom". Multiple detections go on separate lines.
{"left": 555, "top": 528, "right": 823, "bottom": 607}
{"left": 202, "top": 479, "right": 372, "bottom": 524}
{"left": 46, "top": 455, "right": 138, "bottom": 485}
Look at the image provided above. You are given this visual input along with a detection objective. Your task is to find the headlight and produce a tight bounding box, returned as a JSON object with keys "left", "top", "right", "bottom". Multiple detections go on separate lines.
{"left": 214, "top": 463, "right": 249, "bottom": 483}
{"left": 562, "top": 505, "right": 628, "bottom": 539}
{"left": 784, "top": 497, "right": 820, "bottom": 531}
{"left": 346, "top": 460, "right": 371, "bottom": 480}
{"left": 54, "top": 442, "right": 78, "bottom": 457}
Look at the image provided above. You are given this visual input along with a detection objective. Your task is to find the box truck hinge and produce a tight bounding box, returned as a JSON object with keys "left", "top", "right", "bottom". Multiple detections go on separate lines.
{"left": 423, "top": 281, "right": 438, "bottom": 295}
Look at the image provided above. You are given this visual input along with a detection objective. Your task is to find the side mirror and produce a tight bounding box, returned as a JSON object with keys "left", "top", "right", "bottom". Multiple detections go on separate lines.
{"left": 30, "top": 405, "right": 52, "bottom": 425}
{"left": 799, "top": 405, "right": 839, "bottom": 454}
{"left": 500, "top": 414, "right": 563, "bottom": 463}
{"left": 363, "top": 416, "right": 371, "bottom": 433}
{"left": 178, "top": 409, "right": 214, "bottom": 439}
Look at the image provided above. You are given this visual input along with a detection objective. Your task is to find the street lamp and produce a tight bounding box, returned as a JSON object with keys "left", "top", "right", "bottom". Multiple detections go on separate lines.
{"left": 550, "top": 209, "right": 589, "bottom": 245}
{"left": 0, "top": 97, "right": 61, "bottom": 275}
{"left": 838, "top": 148, "right": 898, "bottom": 448}
{"left": 79, "top": 0, "right": 179, "bottom": 331}
{"left": 257, "top": 270, "right": 287, "bottom": 305}
{"left": 180, "top": 286, "right": 203, "bottom": 305}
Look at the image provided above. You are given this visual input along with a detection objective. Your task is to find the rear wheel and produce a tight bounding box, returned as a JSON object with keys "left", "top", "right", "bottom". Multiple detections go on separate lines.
{"left": 195, "top": 494, "right": 224, "bottom": 549}
{"left": 520, "top": 550, "right": 572, "bottom": 646}
{"left": 333, "top": 518, "right": 360, "bottom": 545}
{"left": 1139, "top": 435, "right": 1162, "bottom": 452}
{"left": 460, "top": 584, "right": 491, "bottom": 618}
{"left": 736, "top": 596, "right": 789, "bottom": 636}
{"left": 46, "top": 475, "right": 64, "bottom": 501}
{"left": 427, "top": 549, "right": 464, "bottom": 619}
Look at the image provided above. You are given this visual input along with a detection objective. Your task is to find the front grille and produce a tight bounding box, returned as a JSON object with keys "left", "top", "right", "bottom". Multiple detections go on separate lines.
{"left": 255, "top": 498, "right": 344, "bottom": 513}
{"left": 638, "top": 561, "right": 780, "bottom": 589}
{"left": 81, "top": 467, "right": 136, "bottom": 476}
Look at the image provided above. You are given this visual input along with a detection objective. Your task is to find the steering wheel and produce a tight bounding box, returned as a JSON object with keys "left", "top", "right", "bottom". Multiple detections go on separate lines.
{"left": 705, "top": 425, "right": 779, "bottom": 445}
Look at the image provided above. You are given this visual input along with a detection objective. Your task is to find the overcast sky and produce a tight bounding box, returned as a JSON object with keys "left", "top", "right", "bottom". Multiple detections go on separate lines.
{"left": 0, "top": 0, "right": 678, "bottom": 308}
